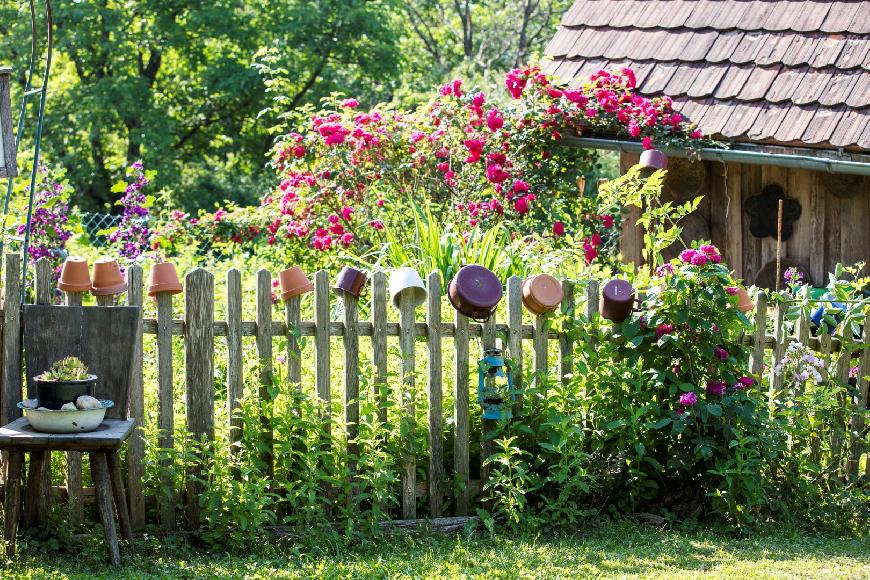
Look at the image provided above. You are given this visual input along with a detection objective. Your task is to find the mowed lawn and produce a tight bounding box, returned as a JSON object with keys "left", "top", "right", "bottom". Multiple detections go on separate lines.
{"left": 4, "top": 520, "right": 868, "bottom": 579}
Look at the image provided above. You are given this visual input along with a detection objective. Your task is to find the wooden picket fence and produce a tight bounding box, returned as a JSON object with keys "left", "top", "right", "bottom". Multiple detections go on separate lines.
{"left": 0, "top": 254, "right": 867, "bottom": 531}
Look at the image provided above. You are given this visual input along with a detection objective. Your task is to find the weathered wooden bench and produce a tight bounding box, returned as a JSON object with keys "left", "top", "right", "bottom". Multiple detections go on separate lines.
{"left": 0, "top": 305, "right": 139, "bottom": 566}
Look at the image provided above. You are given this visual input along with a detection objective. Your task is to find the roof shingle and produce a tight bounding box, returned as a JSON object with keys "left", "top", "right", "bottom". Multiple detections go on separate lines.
{"left": 544, "top": 0, "right": 870, "bottom": 150}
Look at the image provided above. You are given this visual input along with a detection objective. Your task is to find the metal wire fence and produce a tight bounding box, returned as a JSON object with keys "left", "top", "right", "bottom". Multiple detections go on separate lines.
{"left": 79, "top": 212, "right": 122, "bottom": 248}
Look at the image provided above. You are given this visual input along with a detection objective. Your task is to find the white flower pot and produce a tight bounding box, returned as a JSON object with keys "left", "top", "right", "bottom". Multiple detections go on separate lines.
{"left": 389, "top": 267, "right": 427, "bottom": 309}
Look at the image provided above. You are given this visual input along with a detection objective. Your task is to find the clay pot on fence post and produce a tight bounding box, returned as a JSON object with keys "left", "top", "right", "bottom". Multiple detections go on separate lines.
{"left": 600, "top": 279, "right": 635, "bottom": 323}
{"left": 58, "top": 257, "right": 91, "bottom": 293}
{"left": 639, "top": 149, "right": 668, "bottom": 171}
{"left": 278, "top": 266, "right": 314, "bottom": 301}
{"left": 90, "top": 258, "right": 128, "bottom": 297}
{"left": 148, "top": 262, "right": 184, "bottom": 298}
{"left": 333, "top": 266, "right": 367, "bottom": 298}
{"left": 447, "top": 265, "right": 503, "bottom": 321}
{"left": 389, "top": 267, "right": 427, "bottom": 309}
{"left": 521, "top": 274, "right": 564, "bottom": 316}
{"left": 735, "top": 287, "right": 753, "bottom": 314}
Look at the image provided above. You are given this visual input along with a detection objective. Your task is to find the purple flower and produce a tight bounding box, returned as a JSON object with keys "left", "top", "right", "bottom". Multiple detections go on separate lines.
{"left": 735, "top": 376, "right": 754, "bottom": 390}
{"left": 784, "top": 267, "right": 804, "bottom": 286}
{"left": 713, "top": 346, "right": 728, "bottom": 360}
{"left": 706, "top": 380, "right": 726, "bottom": 396}
{"left": 656, "top": 323, "right": 674, "bottom": 337}
{"left": 679, "top": 392, "right": 698, "bottom": 407}
{"left": 850, "top": 366, "right": 860, "bottom": 380}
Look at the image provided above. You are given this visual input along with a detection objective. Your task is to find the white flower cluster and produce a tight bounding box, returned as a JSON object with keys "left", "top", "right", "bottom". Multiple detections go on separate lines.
{"left": 773, "top": 341, "right": 826, "bottom": 385}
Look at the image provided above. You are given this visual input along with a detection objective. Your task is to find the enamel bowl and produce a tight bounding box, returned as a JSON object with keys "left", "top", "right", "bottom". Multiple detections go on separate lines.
{"left": 18, "top": 400, "right": 114, "bottom": 434}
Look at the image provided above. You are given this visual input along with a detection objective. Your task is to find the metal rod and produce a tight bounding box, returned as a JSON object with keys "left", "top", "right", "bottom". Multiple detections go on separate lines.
{"left": 560, "top": 136, "right": 870, "bottom": 176}
{"left": 21, "top": 0, "right": 53, "bottom": 303}
{"left": 775, "top": 199, "right": 783, "bottom": 292}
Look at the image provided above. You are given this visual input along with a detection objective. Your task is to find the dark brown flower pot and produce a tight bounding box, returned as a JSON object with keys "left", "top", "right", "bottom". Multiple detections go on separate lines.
{"left": 600, "top": 279, "right": 635, "bottom": 323}
{"left": 333, "top": 266, "right": 367, "bottom": 298}
{"left": 522, "top": 274, "right": 563, "bottom": 315}
{"left": 35, "top": 376, "right": 97, "bottom": 410}
{"left": 448, "top": 265, "right": 503, "bottom": 321}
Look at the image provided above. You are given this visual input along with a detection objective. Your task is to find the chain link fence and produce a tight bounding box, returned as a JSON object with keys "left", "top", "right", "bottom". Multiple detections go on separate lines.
{"left": 79, "top": 212, "right": 122, "bottom": 248}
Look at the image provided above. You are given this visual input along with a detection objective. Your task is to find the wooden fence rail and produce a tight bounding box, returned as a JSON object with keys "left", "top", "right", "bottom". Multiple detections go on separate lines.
{"left": 0, "top": 255, "right": 867, "bottom": 530}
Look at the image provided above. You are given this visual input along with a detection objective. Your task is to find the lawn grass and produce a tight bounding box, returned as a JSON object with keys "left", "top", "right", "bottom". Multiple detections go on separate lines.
{"left": 4, "top": 520, "right": 868, "bottom": 579}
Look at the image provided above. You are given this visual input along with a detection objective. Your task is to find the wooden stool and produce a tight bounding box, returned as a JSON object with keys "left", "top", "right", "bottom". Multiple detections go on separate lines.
{"left": 0, "top": 418, "right": 135, "bottom": 565}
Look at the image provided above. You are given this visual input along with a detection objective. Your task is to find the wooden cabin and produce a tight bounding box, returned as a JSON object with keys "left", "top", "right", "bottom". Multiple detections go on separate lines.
{"left": 544, "top": 0, "right": 870, "bottom": 288}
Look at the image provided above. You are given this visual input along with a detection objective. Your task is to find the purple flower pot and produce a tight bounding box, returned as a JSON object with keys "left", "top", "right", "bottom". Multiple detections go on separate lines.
{"left": 600, "top": 279, "right": 635, "bottom": 323}
{"left": 333, "top": 266, "right": 367, "bottom": 298}
{"left": 639, "top": 149, "right": 667, "bottom": 170}
{"left": 448, "top": 265, "right": 503, "bottom": 321}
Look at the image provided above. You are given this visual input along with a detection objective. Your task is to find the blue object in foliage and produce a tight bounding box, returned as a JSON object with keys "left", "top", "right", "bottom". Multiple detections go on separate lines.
{"left": 478, "top": 349, "right": 514, "bottom": 420}
{"left": 810, "top": 294, "right": 846, "bottom": 334}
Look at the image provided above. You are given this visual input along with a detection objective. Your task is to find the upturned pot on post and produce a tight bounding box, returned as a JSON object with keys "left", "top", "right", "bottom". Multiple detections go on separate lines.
{"left": 522, "top": 274, "right": 563, "bottom": 315}
{"left": 278, "top": 266, "right": 314, "bottom": 301}
{"left": 90, "top": 258, "right": 127, "bottom": 296}
{"left": 448, "top": 265, "right": 503, "bottom": 321}
{"left": 58, "top": 256, "right": 92, "bottom": 293}
{"left": 148, "top": 262, "right": 183, "bottom": 297}
{"left": 388, "top": 267, "right": 427, "bottom": 309}
{"left": 333, "top": 266, "right": 367, "bottom": 298}
{"left": 600, "top": 279, "right": 635, "bottom": 323}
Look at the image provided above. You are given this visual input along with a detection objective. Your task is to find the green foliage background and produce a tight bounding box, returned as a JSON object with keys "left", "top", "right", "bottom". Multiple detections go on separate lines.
{"left": 0, "top": 0, "right": 570, "bottom": 212}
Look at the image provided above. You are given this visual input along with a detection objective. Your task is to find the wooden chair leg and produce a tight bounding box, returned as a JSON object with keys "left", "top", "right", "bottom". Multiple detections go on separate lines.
{"left": 90, "top": 452, "right": 120, "bottom": 566}
{"left": 24, "top": 450, "right": 47, "bottom": 529}
{"left": 3, "top": 452, "right": 24, "bottom": 558}
{"left": 106, "top": 451, "right": 134, "bottom": 548}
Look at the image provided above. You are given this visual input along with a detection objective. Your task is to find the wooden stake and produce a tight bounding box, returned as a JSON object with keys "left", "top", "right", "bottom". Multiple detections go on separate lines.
{"left": 775, "top": 199, "right": 784, "bottom": 292}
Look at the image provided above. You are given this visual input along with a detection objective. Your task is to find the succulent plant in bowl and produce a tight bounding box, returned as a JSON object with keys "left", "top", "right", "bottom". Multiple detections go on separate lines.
{"left": 34, "top": 357, "right": 97, "bottom": 410}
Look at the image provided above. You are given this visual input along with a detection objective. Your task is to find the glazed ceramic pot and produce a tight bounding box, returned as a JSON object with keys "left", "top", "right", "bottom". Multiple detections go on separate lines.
{"left": 90, "top": 258, "right": 127, "bottom": 296}
{"left": 278, "top": 266, "right": 314, "bottom": 301}
{"left": 148, "top": 262, "right": 183, "bottom": 297}
{"left": 600, "top": 279, "right": 635, "bottom": 323}
{"left": 333, "top": 266, "right": 367, "bottom": 298}
{"left": 639, "top": 148, "right": 668, "bottom": 170}
{"left": 58, "top": 257, "right": 91, "bottom": 293}
{"left": 522, "top": 274, "right": 563, "bottom": 315}
{"left": 448, "top": 265, "right": 503, "bottom": 321}
{"left": 20, "top": 400, "right": 113, "bottom": 433}
{"left": 735, "top": 287, "right": 753, "bottom": 313}
{"left": 389, "top": 267, "right": 427, "bottom": 309}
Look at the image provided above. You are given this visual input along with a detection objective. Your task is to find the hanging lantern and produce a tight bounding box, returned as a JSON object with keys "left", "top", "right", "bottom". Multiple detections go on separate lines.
{"left": 477, "top": 348, "right": 514, "bottom": 420}
{"left": 0, "top": 67, "right": 17, "bottom": 179}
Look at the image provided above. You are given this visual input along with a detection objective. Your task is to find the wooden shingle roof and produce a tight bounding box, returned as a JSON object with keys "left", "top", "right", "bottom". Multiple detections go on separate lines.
{"left": 544, "top": 0, "right": 870, "bottom": 151}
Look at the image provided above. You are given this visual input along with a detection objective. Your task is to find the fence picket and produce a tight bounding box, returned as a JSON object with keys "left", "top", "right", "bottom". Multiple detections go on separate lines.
{"left": 427, "top": 271, "right": 443, "bottom": 517}
{"left": 32, "top": 259, "right": 53, "bottom": 527}
{"left": 453, "top": 309, "right": 470, "bottom": 516}
{"left": 342, "top": 291, "right": 360, "bottom": 493}
{"left": 560, "top": 280, "right": 575, "bottom": 386}
{"left": 126, "top": 264, "right": 146, "bottom": 529}
{"left": 285, "top": 295, "right": 302, "bottom": 389}
{"left": 506, "top": 276, "right": 523, "bottom": 394}
{"left": 256, "top": 270, "right": 274, "bottom": 479}
{"left": 184, "top": 268, "right": 215, "bottom": 529}
{"left": 846, "top": 317, "right": 870, "bottom": 478}
{"left": 750, "top": 292, "right": 767, "bottom": 379}
{"left": 226, "top": 269, "right": 243, "bottom": 450}
{"left": 371, "top": 272, "right": 388, "bottom": 425}
{"left": 314, "top": 271, "right": 331, "bottom": 406}
{"left": 480, "top": 314, "right": 497, "bottom": 509}
{"left": 398, "top": 291, "right": 417, "bottom": 519}
{"left": 769, "top": 301, "right": 787, "bottom": 408}
{"left": 156, "top": 285, "right": 176, "bottom": 531}
{"left": 533, "top": 315, "right": 548, "bottom": 381}
{"left": 64, "top": 286, "right": 85, "bottom": 527}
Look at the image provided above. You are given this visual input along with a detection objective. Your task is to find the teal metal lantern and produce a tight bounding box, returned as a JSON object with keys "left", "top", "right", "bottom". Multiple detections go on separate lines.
{"left": 477, "top": 348, "right": 514, "bottom": 420}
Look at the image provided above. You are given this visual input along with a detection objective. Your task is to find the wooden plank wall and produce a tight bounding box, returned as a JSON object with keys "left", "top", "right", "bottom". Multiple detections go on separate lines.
{"left": 620, "top": 153, "right": 870, "bottom": 285}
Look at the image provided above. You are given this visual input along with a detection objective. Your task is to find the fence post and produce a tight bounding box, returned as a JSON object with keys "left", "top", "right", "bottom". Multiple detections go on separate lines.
{"left": 398, "top": 290, "right": 417, "bottom": 520}
{"left": 371, "top": 272, "right": 388, "bottom": 425}
{"left": 184, "top": 268, "right": 214, "bottom": 529}
{"left": 506, "top": 276, "right": 523, "bottom": 396}
{"left": 427, "top": 271, "right": 443, "bottom": 517}
{"left": 453, "top": 308, "right": 470, "bottom": 516}
{"left": 769, "top": 300, "right": 786, "bottom": 413}
{"left": 342, "top": 290, "right": 360, "bottom": 497}
{"left": 750, "top": 292, "right": 767, "bottom": 379}
{"left": 480, "top": 314, "right": 497, "bottom": 510}
{"left": 314, "top": 271, "right": 331, "bottom": 406}
{"left": 31, "top": 259, "right": 52, "bottom": 525}
{"left": 831, "top": 338, "right": 851, "bottom": 475}
{"left": 533, "top": 314, "right": 548, "bottom": 385}
{"left": 64, "top": 275, "right": 85, "bottom": 527}
{"left": 2, "top": 253, "right": 22, "bottom": 426}
{"left": 256, "top": 269, "right": 274, "bottom": 480}
{"left": 156, "top": 278, "right": 176, "bottom": 531}
{"left": 126, "top": 264, "right": 146, "bottom": 529}
{"left": 285, "top": 294, "right": 302, "bottom": 390}
{"left": 560, "top": 280, "right": 576, "bottom": 386}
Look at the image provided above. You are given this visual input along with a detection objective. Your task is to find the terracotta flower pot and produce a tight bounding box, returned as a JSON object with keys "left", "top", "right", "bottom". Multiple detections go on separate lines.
{"left": 389, "top": 267, "right": 427, "bottom": 308}
{"left": 600, "top": 279, "right": 635, "bottom": 323}
{"left": 333, "top": 266, "right": 367, "bottom": 298}
{"left": 90, "top": 258, "right": 127, "bottom": 296}
{"left": 448, "top": 265, "right": 502, "bottom": 321}
{"left": 735, "top": 287, "right": 753, "bottom": 313}
{"left": 522, "top": 274, "right": 563, "bottom": 315}
{"left": 639, "top": 148, "right": 668, "bottom": 170}
{"left": 58, "top": 257, "right": 91, "bottom": 293}
{"left": 148, "top": 262, "right": 184, "bottom": 297}
{"left": 278, "top": 266, "right": 314, "bottom": 301}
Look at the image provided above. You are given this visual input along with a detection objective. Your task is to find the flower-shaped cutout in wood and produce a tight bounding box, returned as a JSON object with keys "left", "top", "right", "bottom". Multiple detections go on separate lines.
{"left": 743, "top": 183, "right": 801, "bottom": 241}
